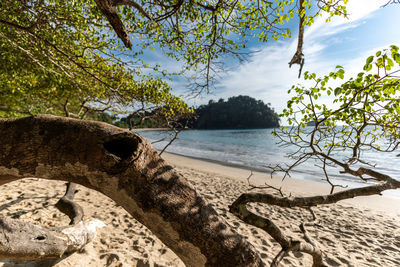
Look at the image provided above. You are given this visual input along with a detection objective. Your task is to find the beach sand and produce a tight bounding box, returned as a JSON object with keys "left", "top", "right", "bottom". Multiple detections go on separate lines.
{"left": 0, "top": 152, "right": 399, "bottom": 266}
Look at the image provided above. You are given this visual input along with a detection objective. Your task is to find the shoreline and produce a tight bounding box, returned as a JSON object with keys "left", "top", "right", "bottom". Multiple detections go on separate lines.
{"left": 0, "top": 152, "right": 399, "bottom": 266}
{"left": 133, "top": 127, "right": 169, "bottom": 131}
{"left": 164, "top": 151, "right": 272, "bottom": 173}
{"left": 162, "top": 152, "right": 400, "bottom": 216}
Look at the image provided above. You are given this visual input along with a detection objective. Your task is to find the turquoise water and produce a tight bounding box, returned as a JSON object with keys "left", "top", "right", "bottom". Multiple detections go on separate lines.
{"left": 138, "top": 128, "right": 400, "bottom": 196}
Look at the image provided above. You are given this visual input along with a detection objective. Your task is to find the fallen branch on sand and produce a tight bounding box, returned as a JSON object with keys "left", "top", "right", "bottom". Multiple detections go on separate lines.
{"left": 0, "top": 215, "right": 105, "bottom": 260}
{"left": 0, "top": 181, "right": 105, "bottom": 260}
{"left": 0, "top": 115, "right": 262, "bottom": 266}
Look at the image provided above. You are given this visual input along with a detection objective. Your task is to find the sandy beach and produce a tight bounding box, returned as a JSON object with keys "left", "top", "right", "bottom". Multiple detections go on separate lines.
{"left": 0, "top": 152, "right": 399, "bottom": 266}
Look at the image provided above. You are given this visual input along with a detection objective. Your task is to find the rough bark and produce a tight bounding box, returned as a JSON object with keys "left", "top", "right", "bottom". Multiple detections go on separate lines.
{"left": 94, "top": 0, "right": 132, "bottom": 49}
{"left": 94, "top": 0, "right": 153, "bottom": 49}
{"left": 0, "top": 115, "right": 262, "bottom": 267}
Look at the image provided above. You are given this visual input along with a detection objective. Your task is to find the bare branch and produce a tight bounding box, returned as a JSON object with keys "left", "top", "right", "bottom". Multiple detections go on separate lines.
{"left": 94, "top": 0, "right": 132, "bottom": 48}
{"left": 159, "top": 120, "right": 181, "bottom": 156}
{"left": 55, "top": 182, "right": 84, "bottom": 225}
{"left": 232, "top": 177, "right": 399, "bottom": 210}
{"left": 229, "top": 194, "right": 324, "bottom": 267}
{"left": 289, "top": 0, "right": 305, "bottom": 78}
{"left": 246, "top": 171, "right": 286, "bottom": 197}
{"left": 382, "top": 0, "right": 400, "bottom": 7}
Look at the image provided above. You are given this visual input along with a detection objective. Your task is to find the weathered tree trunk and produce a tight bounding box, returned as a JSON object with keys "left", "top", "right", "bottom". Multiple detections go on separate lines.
{"left": 0, "top": 115, "right": 262, "bottom": 267}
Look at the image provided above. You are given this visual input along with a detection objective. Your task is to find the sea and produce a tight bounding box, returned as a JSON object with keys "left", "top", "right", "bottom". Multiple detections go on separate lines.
{"left": 137, "top": 128, "right": 400, "bottom": 198}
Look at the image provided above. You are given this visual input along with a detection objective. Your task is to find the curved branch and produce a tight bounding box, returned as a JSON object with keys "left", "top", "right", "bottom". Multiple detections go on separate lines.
{"left": 230, "top": 170, "right": 400, "bottom": 266}
{"left": 0, "top": 115, "right": 262, "bottom": 267}
{"left": 55, "top": 182, "right": 84, "bottom": 225}
{"left": 231, "top": 179, "right": 399, "bottom": 210}
{"left": 229, "top": 196, "right": 323, "bottom": 267}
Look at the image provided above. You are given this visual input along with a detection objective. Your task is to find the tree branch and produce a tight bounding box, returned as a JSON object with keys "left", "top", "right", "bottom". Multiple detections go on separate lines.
{"left": 55, "top": 182, "right": 84, "bottom": 225}
{"left": 231, "top": 178, "right": 399, "bottom": 211}
{"left": 229, "top": 196, "right": 323, "bottom": 267}
{"left": 94, "top": 0, "right": 132, "bottom": 48}
{"left": 0, "top": 115, "right": 262, "bottom": 266}
{"left": 289, "top": 0, "right": 305, "bottom": 78}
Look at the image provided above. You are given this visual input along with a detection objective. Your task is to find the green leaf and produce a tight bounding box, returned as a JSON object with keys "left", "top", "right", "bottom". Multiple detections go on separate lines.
{"left": 366, "top": 56, "right": 374, "bottom": 65}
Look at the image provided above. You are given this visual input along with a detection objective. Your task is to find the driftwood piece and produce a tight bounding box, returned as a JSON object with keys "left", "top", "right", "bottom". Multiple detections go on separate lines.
{"left": 0, "top": 179, "right": 105, "bottom": 261}
{"left": 0, "top": 115, "right": 262, "bottom": 267}
{"left": 229, "top": 198, "right": 323, "bottom": 267}
{"left": 230, "top": 167, "right": 400, "bottom": 266}
{"left": 0, "top": 215, "right": 105, "bottom": 260}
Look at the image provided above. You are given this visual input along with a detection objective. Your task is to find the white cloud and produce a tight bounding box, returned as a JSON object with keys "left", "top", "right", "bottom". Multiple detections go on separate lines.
{"left": 204, "top": 0, "right": 394, "bottom": 119}
{"left": 306, "top": 0, "right": 385, "bottom": 36}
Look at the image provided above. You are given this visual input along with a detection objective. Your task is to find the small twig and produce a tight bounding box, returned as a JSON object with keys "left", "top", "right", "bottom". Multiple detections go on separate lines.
{"left": 246, "top": 171, "right": 286, "bottom": 197}
{"left": 271, "top": 248, "right": 289, "bottom": 267}
{"left": 382, "top": 0, "right": 400, "bottom": 8}
{"left": 308, "top": 207, "right": 317, "bottom": 221}
{"left": 159, "top": 122, "right": 179, "bottom": 156}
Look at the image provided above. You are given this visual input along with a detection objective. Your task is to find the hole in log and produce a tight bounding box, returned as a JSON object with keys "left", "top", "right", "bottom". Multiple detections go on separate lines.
{"left": 103, "top": 137, "right": 138, "bottom": 160}
{"left": 35, "top": 236, "right": 46, "bottom": 241}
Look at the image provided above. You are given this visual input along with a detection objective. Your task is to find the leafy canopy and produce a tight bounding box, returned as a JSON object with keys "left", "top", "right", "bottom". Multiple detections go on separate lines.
{"left": 0, "top": 0, "right": 349, "bottom": 119}
{"left": 0, "top": 0, "right": 191, "bottom": 118}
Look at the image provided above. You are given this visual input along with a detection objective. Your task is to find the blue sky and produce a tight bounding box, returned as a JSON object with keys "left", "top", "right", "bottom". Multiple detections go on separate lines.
{"left": 161, "top": 0, "right": 400, "bottom": 119}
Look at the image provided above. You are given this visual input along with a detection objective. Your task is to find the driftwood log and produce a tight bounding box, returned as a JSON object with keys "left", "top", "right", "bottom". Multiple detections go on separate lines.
{"left": 0, "top": 166, "right": 104, "bottom": 260}
{"left": 0, "top": 115, "right": 262, "bottom": 266}
{"left": 0, "top": 215, "right": 105, "bottom": 260}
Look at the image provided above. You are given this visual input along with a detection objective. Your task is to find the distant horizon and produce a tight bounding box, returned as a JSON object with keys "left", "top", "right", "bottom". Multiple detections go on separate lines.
{"left": 161, "top": 1, "right": 400, "bottom": 124}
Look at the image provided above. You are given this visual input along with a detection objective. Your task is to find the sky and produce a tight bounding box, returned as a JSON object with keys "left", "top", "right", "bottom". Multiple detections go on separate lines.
{"left": 163, "top": 0, "right": 400, "bottom": 122}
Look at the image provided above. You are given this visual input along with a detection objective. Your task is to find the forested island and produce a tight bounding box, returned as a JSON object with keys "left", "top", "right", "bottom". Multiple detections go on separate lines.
{"left": 193, "top": 95, "right": 279, "bottom": 129}
{"left": 112, "top": 95, "right": 280, "bottom": 129}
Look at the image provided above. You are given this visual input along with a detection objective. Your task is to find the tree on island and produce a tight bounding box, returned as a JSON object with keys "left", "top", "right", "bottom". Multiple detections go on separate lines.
{"left": 1, "top": 0, "right": 399, "bottom": 266}
{"left": 112, "top": 95, "right": 281, "bottom": 129}
{"left": 194, "top": 96, "right": 280, "bottom": 129}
